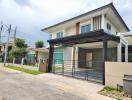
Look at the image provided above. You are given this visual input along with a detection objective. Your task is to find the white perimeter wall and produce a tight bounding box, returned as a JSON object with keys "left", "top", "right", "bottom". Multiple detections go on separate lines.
{"left": 105, "top": 62, "right": 132, "bottom": 88}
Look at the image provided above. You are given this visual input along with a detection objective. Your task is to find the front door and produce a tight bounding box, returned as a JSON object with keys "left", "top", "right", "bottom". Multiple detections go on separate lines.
{"left": 86, "top": 53, "right": 92, "bottom": 68}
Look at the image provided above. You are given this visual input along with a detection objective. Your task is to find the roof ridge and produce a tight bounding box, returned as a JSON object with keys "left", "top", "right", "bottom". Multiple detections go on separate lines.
{"left": 41, "top": 2, "right": 129, "bottom": 32}
{"left": 41, "top": 3, "right": 113, "bottom": 31}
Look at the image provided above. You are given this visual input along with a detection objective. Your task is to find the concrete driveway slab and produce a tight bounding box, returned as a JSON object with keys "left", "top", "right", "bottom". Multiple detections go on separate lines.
{"left": 0, "top": 67, "right": 114, "bottom": 100}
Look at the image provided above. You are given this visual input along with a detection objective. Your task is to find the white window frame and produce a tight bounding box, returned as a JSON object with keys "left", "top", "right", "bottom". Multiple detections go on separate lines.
{"left": 79, "top": 20, "right": 92, "bottom": 33}
{"left": 49, "top": 34, "right": 52, "bottom": 39}
{"left": 56, "top": 32, "right": 63, "bottom": 38}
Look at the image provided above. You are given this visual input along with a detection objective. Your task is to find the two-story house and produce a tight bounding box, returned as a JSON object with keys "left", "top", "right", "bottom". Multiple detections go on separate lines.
{"left": 41, "top": 3, "right": 130, "bottom": 84}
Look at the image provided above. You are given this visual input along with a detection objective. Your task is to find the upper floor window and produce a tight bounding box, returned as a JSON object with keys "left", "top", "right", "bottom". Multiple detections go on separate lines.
{"left": 107, "top": 23, "right": 111, "bottom": 31}
{"left": 56, "top": 32, "right": 63, "bottom": 38}
{"left": 49, "top": 34, "right": 52, "bottom": 39}
{"left": 81, "top": 24, "right": 91, "bottom": 33}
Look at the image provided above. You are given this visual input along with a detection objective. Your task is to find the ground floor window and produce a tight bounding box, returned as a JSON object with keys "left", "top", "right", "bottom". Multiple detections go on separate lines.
{"left": 128, "top": 54, "right": 132, "bottom": 62}
{"left": 54, "top": 48, "right": 63, "bottom": 64}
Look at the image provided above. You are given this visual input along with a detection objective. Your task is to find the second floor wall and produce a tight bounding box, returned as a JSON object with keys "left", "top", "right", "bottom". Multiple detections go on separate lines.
{"left": 49, "top": 14, "right": 119, "bottom": 39}
{"left": 43, "top": 3, "right": 129, "bottom": 40}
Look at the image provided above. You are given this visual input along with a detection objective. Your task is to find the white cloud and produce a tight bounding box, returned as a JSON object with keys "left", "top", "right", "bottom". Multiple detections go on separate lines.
{"left": 0, "top": 0, "right": 131, "bottom": 46}
{"left": 31, "top": 0, "right": 86, "bottom": 15}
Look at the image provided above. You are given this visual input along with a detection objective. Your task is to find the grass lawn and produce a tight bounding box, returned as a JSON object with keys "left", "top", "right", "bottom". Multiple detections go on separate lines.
{"left": 6, "top": 65, "right": 43, "bottom": 75}
{"left": 52, "top": 66, "right": 62, "bottom": 71}
{"left": 99, "top": 87, "right": 131, "bottom": 100}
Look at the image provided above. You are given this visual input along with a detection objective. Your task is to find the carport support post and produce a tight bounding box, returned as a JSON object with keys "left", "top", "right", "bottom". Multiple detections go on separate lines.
{"left": 102, "top": 38, "right": 107, "bottom": 85}
{"left": 117, "top": 42, "right": 122, "bottom": 62}
{"left": 72, "top": 46, "right": 76, "bottom": 77}
{"left": 48, "top": 44, "right": 54, "bottom": 72}
{"left": 125, "top": 44, "right": 128, "bottom": 62}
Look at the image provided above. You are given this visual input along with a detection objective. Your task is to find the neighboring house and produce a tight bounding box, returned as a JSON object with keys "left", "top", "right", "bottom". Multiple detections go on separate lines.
{"left": 41, "top": 3, "right": 130, "bottom": 85}
{"left": 26, "top": 47, "right": 49, "bottom": 64}
{"left": 36, "top": 48, "right": 49, "bottom": 60}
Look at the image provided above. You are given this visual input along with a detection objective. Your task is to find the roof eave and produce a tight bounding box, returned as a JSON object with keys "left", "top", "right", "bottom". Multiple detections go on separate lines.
{"left": 41, "top": 3, "right": 113, "bottom": 32}
{"left": 110, "top": 3, "right": 130, "bottom": 32}
{"left": 41, "top": 3, "right": 130, "bottom": 32}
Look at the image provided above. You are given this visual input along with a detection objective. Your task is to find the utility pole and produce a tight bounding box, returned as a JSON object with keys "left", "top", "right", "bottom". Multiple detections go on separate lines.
{"left": 0, "top": 24, "right": 3, "bottom": 52}
{"left": 14, "top": 26, "right": 17, "bottom": 41}
{"left": 0, "top": 24, "right": 3, "bottom": 44}
{"left": 4, "top": 24, "right": 11, "bottom": 66}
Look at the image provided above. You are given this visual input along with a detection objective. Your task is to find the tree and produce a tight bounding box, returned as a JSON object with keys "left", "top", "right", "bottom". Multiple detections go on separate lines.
{"left": 35, "top": 40, "right": 44, "bottom": 48}
{"left": 9, "top": 47, "right": 27, "bottom": 59}
{"left": 35, "top": 40, "right": 44, "bottom": 62}
{"left": 9, "top": 38, "right": 27, "bottom": 60}
{"left": 15, "top": 38, "right": 27, "bottom": 48}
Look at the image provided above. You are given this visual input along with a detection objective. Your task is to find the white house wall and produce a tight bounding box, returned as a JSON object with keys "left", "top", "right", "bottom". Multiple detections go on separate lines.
{"left": 65, "top": 25, "right": 76, "bottom": 36}
{"left": 49, "top": 16, "right": 120, "bottom": 39}
{"left": 49, "top": 14, "right": 122, "bottom": 68}
{"left": 48, "top": 12, "right": 128, "bottom": 67}
{"left": 104, "top": 17, "right": 119, "bottom": 35}
{"left": 80, "top": 19, "right": 92, "bottom": 33}
{"left": 50, "top": 29, "right": 66, "bottom": 39}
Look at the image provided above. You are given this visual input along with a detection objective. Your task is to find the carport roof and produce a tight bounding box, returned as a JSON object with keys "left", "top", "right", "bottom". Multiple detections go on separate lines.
{"left": 47, "top": 29, "right": 120, "bottom": 45}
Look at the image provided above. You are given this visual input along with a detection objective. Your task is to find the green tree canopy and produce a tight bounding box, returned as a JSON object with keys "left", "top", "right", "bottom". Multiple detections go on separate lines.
{"left": 9, "top": 38, "right": 28, "bottom": 59}
{"left": 15, "top": 38, "right": 27, "bottom": 48}
{"left": 9, "top": 47, "right": 27, "bottom": 59}
{"left": 35, "top": 40, "right": 44, "bottom": 48}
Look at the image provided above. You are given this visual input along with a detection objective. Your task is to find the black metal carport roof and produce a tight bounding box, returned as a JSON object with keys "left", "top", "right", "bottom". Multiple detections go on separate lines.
{"left": 47, "top": 29, "right": 120, "bottom": 46}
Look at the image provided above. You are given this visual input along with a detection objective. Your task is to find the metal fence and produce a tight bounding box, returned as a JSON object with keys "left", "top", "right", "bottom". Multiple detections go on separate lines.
{"left": 52, "top": 59, "right": 103, "bottom": 84}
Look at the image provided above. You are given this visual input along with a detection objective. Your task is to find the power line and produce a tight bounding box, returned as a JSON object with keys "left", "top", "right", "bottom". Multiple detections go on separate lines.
{"left": 2, "top": 22, "right": 33, "bottom": 35}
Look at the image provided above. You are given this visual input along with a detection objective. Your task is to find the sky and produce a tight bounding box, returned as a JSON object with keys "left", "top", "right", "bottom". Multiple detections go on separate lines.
{"left": 0, "top": 0, "right": 131, "bottom": 47}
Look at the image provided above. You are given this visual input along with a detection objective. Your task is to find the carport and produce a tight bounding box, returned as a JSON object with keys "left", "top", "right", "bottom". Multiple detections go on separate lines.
{"left": 47, "top": 29, "right": 120, "bottom": 85}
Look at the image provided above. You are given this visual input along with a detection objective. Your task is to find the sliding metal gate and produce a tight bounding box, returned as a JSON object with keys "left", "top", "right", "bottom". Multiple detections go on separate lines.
{"left": 52, "top": 60, "right": 103, "bottom": 84}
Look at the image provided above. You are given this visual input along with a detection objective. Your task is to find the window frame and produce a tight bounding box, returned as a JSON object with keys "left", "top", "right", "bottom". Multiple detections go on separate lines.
{"left": 107, "top": 23, "right": 111, "bottom": 31}
{"left": 49, "top": 34, "right": 52, "bottom": 39}
{"left": 53, "top": 48, "right": 64, "bottom": 64}
{"left": 80, "top": 24, "right": 91, "bottom": 33}
{"left": 56, "top": 32, "right": 63, "bottom": 38}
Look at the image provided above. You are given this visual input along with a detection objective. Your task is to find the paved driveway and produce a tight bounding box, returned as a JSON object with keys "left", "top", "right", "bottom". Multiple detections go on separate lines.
{"left": 0, "top": 67, "right": 114, "bottom": 100}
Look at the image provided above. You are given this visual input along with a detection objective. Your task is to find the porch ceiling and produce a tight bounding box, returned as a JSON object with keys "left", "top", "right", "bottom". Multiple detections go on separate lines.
{"left": 47, "top": 29, "right": 120, "bottom": 46}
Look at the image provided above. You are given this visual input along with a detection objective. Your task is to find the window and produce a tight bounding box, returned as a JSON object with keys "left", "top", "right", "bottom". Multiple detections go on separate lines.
{"left": 107, "top": 23, "right": 111, "bottom": 31}
{"left": 53, "top": 49, "right": 63, "bottom": 64}
{"left": 81, "top": 24, "right": 91, "bottom": 33}
{"left": 49, "top": 34, "right": 52, "bottom": 39}
{"left": 56, "top": 32, "right": 63, "bottom": 38}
